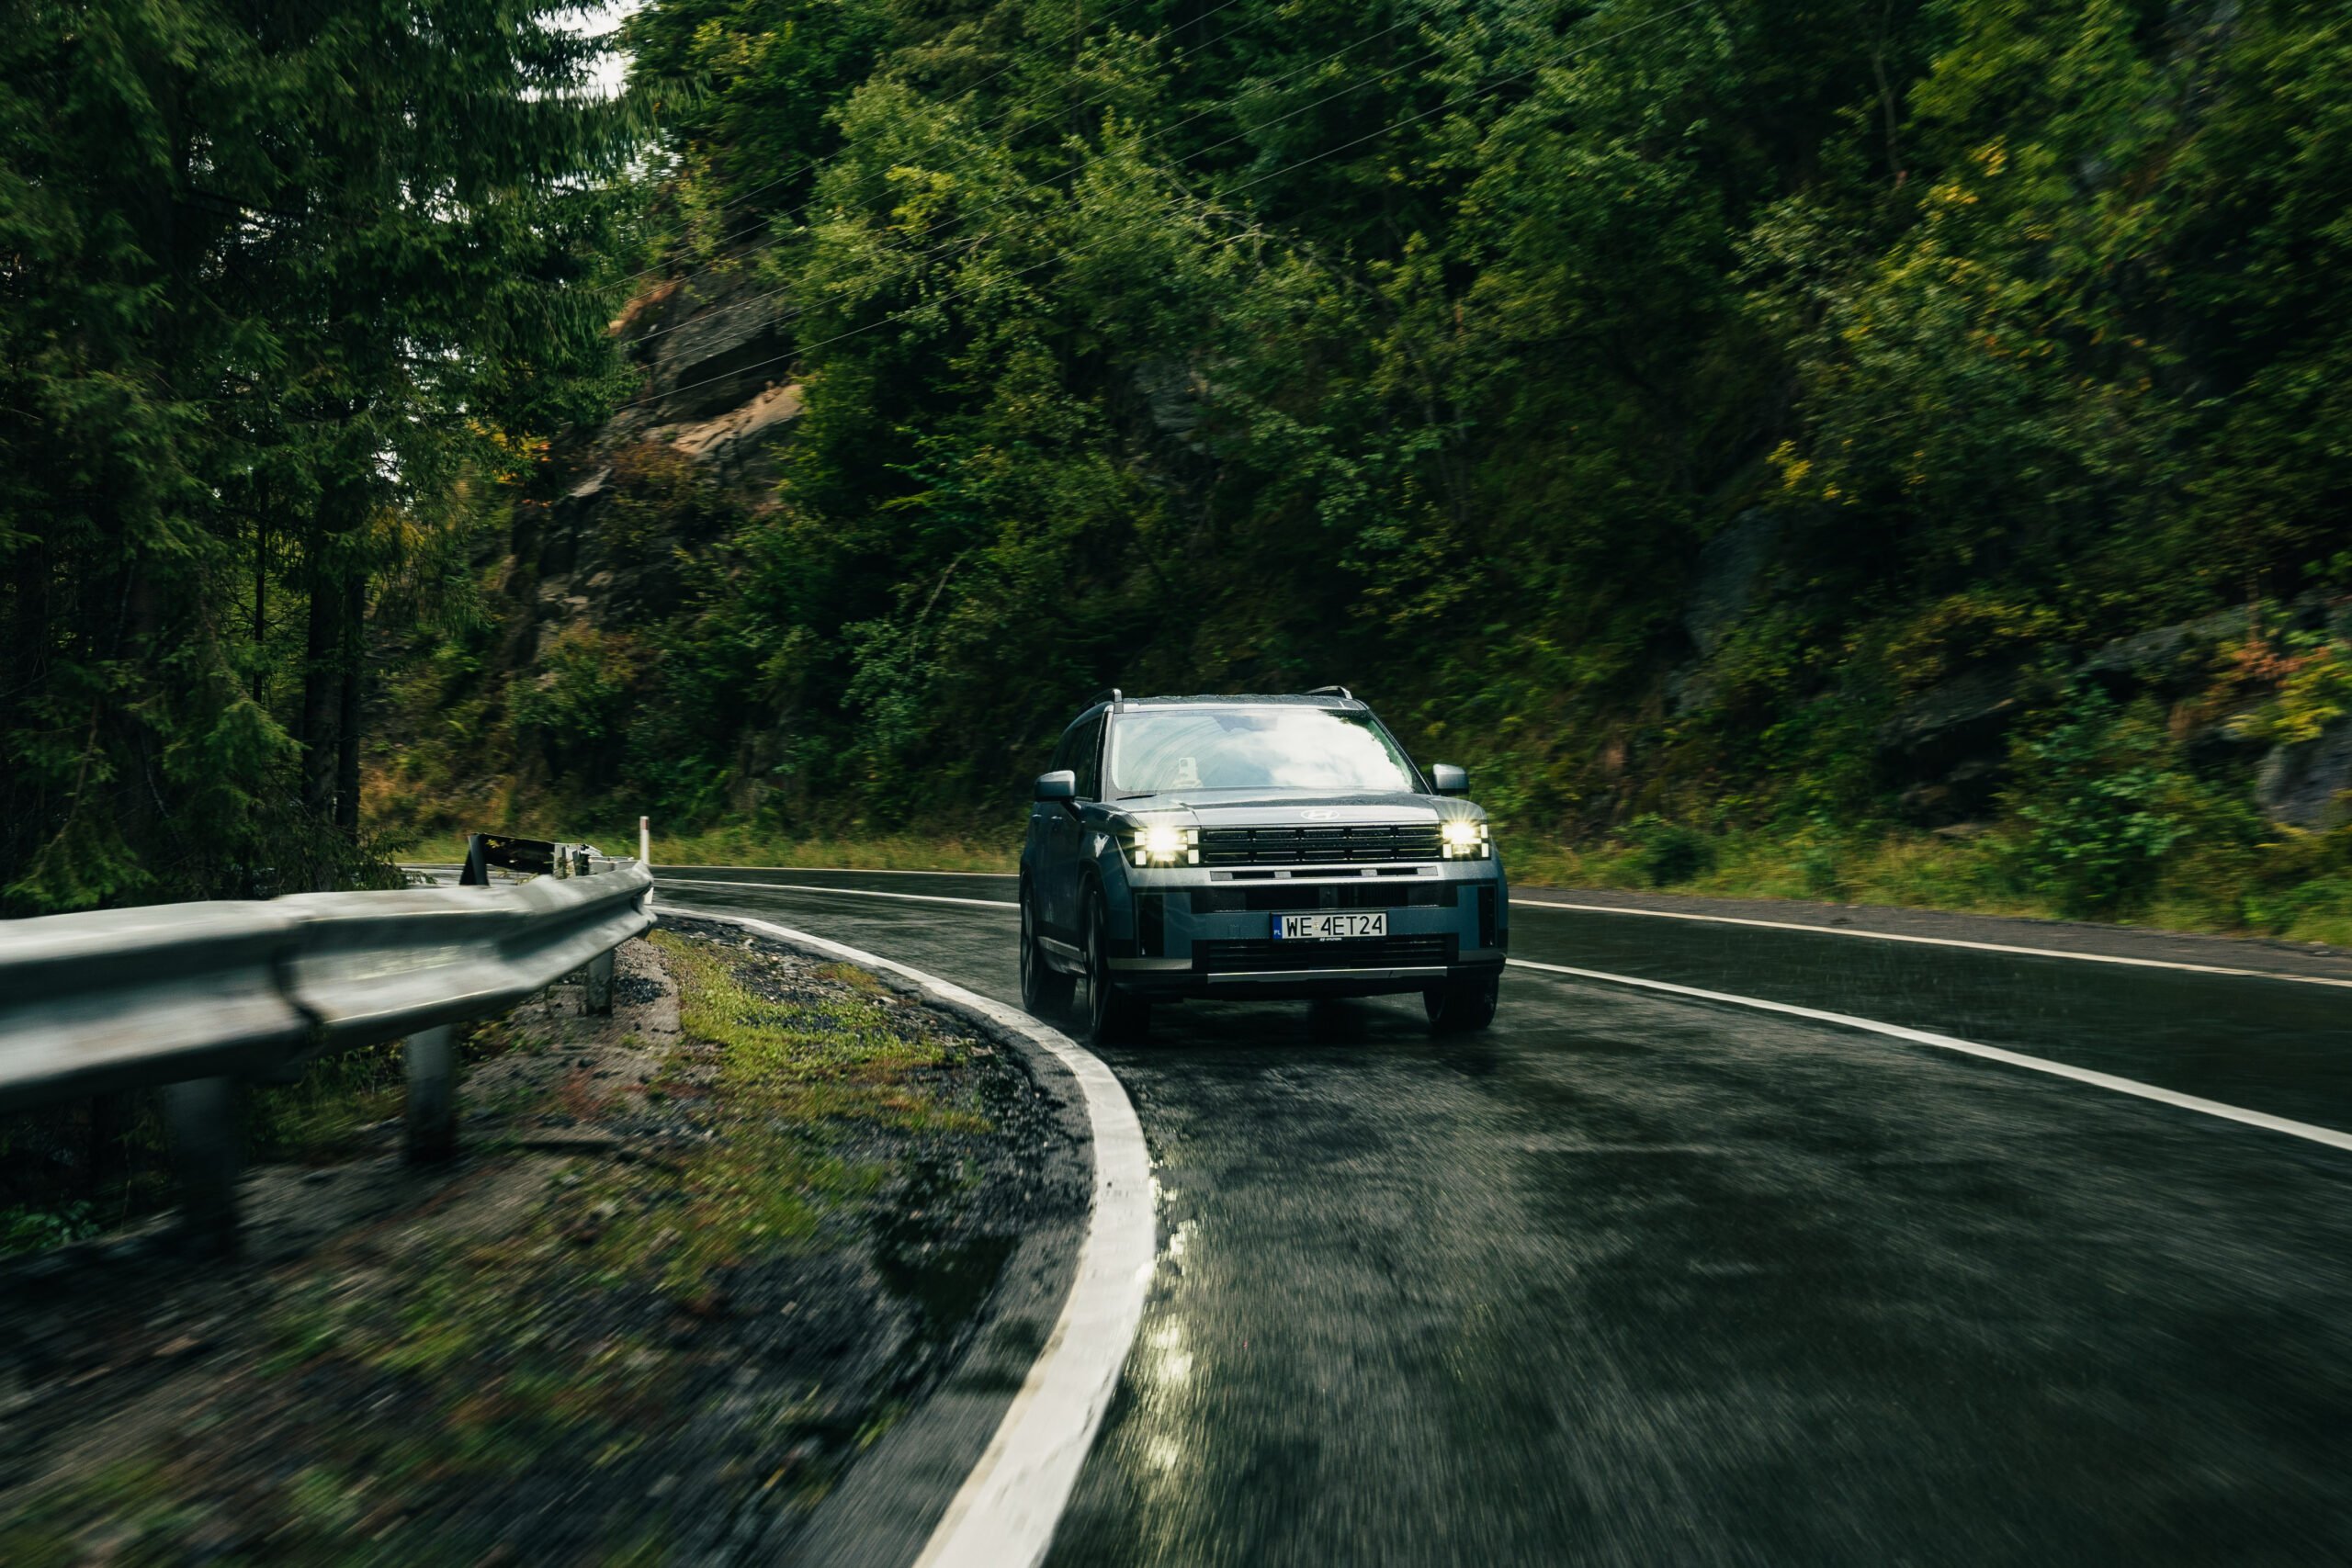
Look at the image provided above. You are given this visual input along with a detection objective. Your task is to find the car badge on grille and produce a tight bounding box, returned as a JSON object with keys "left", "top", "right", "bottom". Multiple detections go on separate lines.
{"left": 1301, "top": 809, "right": 1336, "bottom": 820}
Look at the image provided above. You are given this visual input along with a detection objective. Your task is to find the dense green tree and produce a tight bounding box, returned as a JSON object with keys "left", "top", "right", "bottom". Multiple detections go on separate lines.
{"left": 557, "top": 0, "right": 2336, "bottom": 842}
{"left": 0, "top": 0, "right": 630, "bottom": 910}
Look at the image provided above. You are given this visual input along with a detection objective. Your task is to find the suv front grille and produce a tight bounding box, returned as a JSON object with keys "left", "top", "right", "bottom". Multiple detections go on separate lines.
{"left": 1198, "top": 823, "right": 1442, "bottom": 865}
{"left": 1195, "top": 935, "right": 1455, "bottom": 973}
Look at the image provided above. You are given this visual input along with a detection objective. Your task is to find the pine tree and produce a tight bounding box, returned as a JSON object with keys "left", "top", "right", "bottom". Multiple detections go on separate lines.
{"left": 0, "top": 0, "right": 630, "bottom": 909}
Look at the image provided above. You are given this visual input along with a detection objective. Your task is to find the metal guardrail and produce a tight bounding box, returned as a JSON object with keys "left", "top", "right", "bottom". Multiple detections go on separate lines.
{"left": 0, "top": 850, "right": 655, "bottom": 1253}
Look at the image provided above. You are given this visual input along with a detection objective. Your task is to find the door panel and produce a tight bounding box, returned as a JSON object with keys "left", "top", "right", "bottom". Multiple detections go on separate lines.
{"left": 1044, "top": 709, "right": 1103, "bottom": 938}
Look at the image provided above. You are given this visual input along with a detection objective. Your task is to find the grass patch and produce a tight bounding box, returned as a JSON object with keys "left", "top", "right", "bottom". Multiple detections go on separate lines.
{"left": 1510, "top": 823, "right": 2352, "bottom": 946}
{"left": 245, "top": 1043, "right": 408, "bottom": 1165}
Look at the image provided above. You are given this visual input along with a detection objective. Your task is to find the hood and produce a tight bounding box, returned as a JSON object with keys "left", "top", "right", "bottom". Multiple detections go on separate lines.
{"left": 1114, "top": 788, "right": 1476, "bottom": 828}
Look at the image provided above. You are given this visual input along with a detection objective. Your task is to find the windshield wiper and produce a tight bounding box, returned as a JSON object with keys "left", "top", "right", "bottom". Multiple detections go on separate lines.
{"left": 1115, "top": 792, "right": 1160, "bottom": 800}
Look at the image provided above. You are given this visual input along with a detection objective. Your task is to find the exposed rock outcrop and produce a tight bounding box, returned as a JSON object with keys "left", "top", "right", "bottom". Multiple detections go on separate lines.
{"left": 2257, "top": 721, "right": 2352, "bottom": 829}
{"left": 2076, "top": 608, "right": 2250, "bottom": 697}
{"left": 1684, "top": 511, "right": 1781, "bottom": 659}
{"left": 609, "top": 261, "right": 799, "bottom": 434}
{"left": 521, "top": 261, "right": 809, "bottom": 662}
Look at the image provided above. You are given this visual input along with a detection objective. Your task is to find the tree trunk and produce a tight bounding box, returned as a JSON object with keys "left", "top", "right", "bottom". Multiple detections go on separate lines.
{"left": 336, "top": 571, "right": 363, "bottom": 833}
{"left": 302, "top": 533, "right": 341, "bottom": 828}
{"left": 252, "top": 506, "right": 268, "bottom": 707}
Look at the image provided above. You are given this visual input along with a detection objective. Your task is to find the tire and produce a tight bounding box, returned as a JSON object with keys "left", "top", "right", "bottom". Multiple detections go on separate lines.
{"left": 1080, "top": 887, "right": 1149, "bottom": 1046}
{"left": 1020, "top": 886, "right": 1074, "bottom": 1019}
{"left": 1424, "top": 968, "right": 1500, "bottom": 1034}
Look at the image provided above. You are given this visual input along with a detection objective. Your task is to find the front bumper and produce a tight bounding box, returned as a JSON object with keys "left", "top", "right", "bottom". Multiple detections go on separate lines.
{"left": 1103, "top": 861, "right": 1508, "bottom": 999}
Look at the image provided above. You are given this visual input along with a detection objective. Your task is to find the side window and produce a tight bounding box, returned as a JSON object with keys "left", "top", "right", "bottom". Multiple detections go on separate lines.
{"left": 1071, "top": 712, "right": 1104, "bottom": 799}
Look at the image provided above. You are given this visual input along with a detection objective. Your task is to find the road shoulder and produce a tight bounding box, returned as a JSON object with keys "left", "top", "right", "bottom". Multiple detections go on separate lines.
{"left": 1515, "top": 884, "right": 2352, "bottom": 982}
{"left": 0, "top": 926, "right": 1089, "bottom": 1563}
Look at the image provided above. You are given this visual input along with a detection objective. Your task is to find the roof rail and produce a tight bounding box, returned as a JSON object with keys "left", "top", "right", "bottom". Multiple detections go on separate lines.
{"left": 1305, "top": 684, "right": 1353, "bottom": 702}
{"left": 1090, "top": 687, "right": 1124, "bottom": 710}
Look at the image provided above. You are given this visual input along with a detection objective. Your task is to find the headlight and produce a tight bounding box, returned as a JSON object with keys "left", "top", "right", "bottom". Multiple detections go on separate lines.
{"left": 1132, "top": 822, "right": 1197, "bottom": 867}
{"left": 1441, "top": 818, "right": 1491, "bottom": 859}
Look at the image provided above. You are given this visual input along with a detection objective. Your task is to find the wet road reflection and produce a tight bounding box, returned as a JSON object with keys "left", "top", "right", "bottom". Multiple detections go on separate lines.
{"left": 659, "top": 874, "right": 2352, "bottom": 1565}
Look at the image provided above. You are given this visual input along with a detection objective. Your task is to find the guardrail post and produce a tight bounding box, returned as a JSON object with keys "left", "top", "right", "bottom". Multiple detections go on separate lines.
{"left": 405, "top": 1025, "right": 457, "bottom": 1164}
{"left": 161, "top": 1077, "right": 241, "bottom": 1257}
{"left": 586, "top": 949, "right": 616, "bottom": 1016}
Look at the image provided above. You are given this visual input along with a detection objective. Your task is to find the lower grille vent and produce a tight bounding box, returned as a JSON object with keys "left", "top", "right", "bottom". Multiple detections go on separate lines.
{"left": 1195, "top": 935, "right": 1455, "bottom": 973}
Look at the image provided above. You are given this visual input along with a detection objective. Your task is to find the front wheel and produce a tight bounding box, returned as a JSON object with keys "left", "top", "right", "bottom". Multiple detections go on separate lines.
{"left": 1021, "top": 889, "right": 1075, "bottom": 1019}
{"left": 1425, "top": 968, "right": 1500, "bottom": 1034}
{"left": 1080, "top": 888, "right": 1149, "bottom": 1046}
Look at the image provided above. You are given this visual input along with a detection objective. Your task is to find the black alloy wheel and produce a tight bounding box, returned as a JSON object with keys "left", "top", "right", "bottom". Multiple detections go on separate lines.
{"left": 1424, "top": 967, "right": 1500, "bottom": 1034}
{"left": 1021, "top": 885, "right": 1074, "bottom": 1018}
{"left": 1080, "top": 887, "right": 1149, "bottom": 1045}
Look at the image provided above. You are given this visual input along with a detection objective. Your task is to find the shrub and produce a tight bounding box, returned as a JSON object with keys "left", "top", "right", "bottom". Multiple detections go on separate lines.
{"left": 508, "top": 625, "right": 642, "bottom": 784}
{"left": 1, "top": 1201, "right": 101, "bottom": 1258}
{"left": 1627, "top": 816, "right": 1718, "bottom": 887}
{"left": 2003, "top": 686, "right": 2208, "bottom": 916}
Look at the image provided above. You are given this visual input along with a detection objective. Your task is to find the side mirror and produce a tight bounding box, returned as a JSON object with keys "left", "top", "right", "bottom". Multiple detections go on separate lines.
{"left": 1035, "top": 769, "right": 1077, "bottom": 802}
{"left": 1429, "top": 763, "right": 1469, "bottom": 797}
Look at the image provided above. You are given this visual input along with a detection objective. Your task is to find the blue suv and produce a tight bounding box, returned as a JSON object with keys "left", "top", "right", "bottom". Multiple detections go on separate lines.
{"left": 1019, "top": 689, "right": 1507, "bottom": 1043}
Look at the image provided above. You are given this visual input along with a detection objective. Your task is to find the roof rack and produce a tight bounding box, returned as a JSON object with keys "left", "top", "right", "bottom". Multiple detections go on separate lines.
{"left": 1305, "top": 684, "right": 1354, "bottom": 702}
{"left": 1090, "top": 687, "right": 1124, "bottom": 710}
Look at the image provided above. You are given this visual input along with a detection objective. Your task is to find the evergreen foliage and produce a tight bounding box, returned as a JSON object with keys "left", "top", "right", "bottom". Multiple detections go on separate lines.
{"left": 441, "top": 0, "right": 2346, "bottom": 927}
{"left": 0, "top": 0, "right": 630, "bottom": 910}
{"left": 11, "top": 0, "right": 2352, "bottom": 930}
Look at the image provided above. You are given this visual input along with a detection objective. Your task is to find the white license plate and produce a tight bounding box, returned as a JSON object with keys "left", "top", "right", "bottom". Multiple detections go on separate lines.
{"left": 1272, "top": 911, "right": 1387, "bottom": 941}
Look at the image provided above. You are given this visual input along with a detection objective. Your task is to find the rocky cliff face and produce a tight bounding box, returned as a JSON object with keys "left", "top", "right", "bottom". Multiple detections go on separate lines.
{"left": 518, "top": 258, "right": 805, "bottom": 671}
{"left": 1871, "top": 597, "right": 2352, "bottom": 832}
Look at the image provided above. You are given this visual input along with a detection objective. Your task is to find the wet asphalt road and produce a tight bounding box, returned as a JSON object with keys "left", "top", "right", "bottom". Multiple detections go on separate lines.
{"left": 654, "top": 867, "right": 2352, "bottom": 1565}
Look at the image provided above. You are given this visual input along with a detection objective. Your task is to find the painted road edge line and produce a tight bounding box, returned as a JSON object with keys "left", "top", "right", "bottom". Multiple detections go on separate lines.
{"left": 664, "top": 905, "right": 1152, "bottom": 1568}
{"left": 1510, "top": 957, "right": 2352, "bottom": 1154}
{"left": 1516, "top": 899, "right": 2352, "bottom": 989}
{"left": 658, "top": 877, "right": 1016, "bottom": 910}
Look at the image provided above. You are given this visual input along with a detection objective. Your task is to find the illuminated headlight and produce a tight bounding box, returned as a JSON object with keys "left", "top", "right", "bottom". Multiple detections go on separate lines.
{"left": 1132, "top": 823, "right": 1197, "bottom": 867}
{"left": 1441, "top": 819, "right": 1491, "bottom": 859}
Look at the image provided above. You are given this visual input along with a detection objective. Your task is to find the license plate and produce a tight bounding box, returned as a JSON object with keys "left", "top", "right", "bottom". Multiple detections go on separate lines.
{"left": 1272, "top": 911, "right": 1387, "bottom": 941}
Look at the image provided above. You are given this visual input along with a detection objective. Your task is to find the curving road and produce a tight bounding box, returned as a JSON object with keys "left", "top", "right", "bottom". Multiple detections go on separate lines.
{"left": 655, "top": 866, "right": 2352, "bottom": 1565}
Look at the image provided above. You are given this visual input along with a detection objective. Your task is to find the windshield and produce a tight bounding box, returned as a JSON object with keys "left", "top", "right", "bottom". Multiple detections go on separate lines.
{"left": 1106, "top": 708, "right": 1419, "bottom": 795}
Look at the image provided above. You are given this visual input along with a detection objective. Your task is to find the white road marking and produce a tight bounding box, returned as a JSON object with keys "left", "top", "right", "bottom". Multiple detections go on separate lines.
{"left": 1515, "top": 898, "right": 2352, "bottom": 989}
{"left": 657, "top": 876, "right": 1015, "bottom": 910}
{"left": 1508, "top": 957, "right": 2352, "bottom": 1154}
{"left": 665, "top": 906, "right": 1153, "bottom": 1568}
